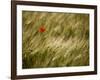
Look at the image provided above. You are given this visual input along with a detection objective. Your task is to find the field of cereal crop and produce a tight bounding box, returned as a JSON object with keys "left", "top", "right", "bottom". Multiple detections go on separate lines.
{"left": 22, "top": 11, "right": 89, "bottom": 68}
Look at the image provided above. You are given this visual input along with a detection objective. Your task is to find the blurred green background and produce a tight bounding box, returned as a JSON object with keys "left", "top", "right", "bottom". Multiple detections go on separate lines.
{"left": 22, "top": 11, "right": 89, "bottom": 69}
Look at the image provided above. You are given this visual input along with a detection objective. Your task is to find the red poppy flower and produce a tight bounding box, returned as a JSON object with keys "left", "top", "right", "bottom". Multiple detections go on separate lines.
{"left": 39, "top": 26, "right": 46, "bottom": 32}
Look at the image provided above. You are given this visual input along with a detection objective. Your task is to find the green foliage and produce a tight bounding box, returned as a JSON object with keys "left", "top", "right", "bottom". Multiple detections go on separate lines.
{"left": 22, "top": 11, "right": 89, "bottom": 68}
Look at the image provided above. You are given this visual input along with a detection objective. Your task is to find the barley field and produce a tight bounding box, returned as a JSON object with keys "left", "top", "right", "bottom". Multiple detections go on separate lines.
{"left": 22, "top": 11, "right": 89, "bottom": 69}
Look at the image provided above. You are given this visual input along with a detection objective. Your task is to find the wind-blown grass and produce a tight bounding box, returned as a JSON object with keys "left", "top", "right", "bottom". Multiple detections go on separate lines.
{"left": 22, "top": 11, "right": 89, "bottom": 68}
